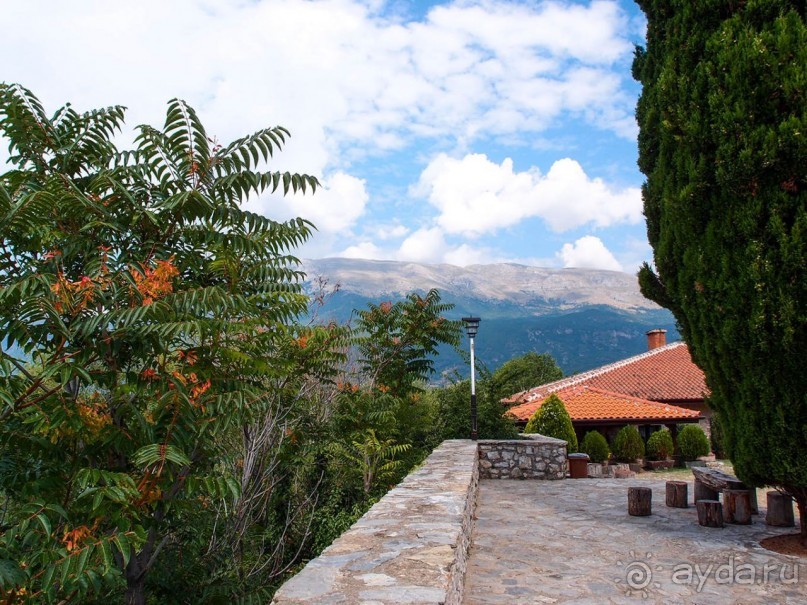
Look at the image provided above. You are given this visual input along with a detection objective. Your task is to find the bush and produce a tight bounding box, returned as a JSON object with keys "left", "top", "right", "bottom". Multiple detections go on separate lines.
{"left": 646, "top": 430, "right": 674, "bottom": 460}
{"left": 611, "top": 425, "right": 645, "bottom": 462}
{"left": 427, "top": 379, "right": 519, "bottom": 442}
{"left": 580, "top": 431, "right": 610, "bottom": 463}
{"left": 678, "top": 424, "right": 711, "bottom": 461}
{"left": 523, "top": 394, "right": 578, "bottom": 452}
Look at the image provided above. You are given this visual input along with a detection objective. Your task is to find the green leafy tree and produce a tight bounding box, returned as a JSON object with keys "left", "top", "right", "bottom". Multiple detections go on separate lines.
{"left": 336, "top": 291, "right": 461, "bottom": 448}
{"left": 646, "top": 430, "right": 674, "bottom": 461}
{"left": 354, "top": 291, "right": 460, "bottom": 397}
{"left": 489, "top": 352, "right": 563, "bottom": 405}
{"left": 580, "top": 431, "right": 610, "bottom": 464}
{"left": 523, "top": 394, "right": 578, "bottom": 452}
{"left": 677, "top": 425, "right": 711, "bottom": 462}
{"left": 316, "top": 291, "right": 461, "bottom": 554}
{"left": 611, "top": 426, "right": 645, "bottom": 463}
{"left": 330, "top": 429, "right": 411, "bottom": 496}
{"left": 428, "top": 377, "right": 519, "bottom": 441}
{"left": 0, "top": 84, "right": 319, "bottom": 604}
{"left": 634, "top": 2, "right": 807, "bottom": 540}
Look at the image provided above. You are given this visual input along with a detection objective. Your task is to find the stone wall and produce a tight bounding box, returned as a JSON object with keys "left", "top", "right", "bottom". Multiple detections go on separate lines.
{"left": 270, "top": 440, "right": 479, "bottom": 605}
{"left": 270, "top": 436, "right": 566, "bottom": 605}
{"left": 477, "top": 435, "right": 567, "bottom": 479}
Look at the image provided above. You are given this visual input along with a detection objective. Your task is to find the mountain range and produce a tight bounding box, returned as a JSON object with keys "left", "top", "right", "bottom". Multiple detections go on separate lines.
{"left": 301, "top": 258, "right": 680, "bottom": 379}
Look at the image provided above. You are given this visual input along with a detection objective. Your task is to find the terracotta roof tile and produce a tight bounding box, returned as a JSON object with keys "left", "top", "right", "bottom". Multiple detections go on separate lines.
{"left": 505, "top": 341, "right": 708, "bottom": 406}
{"left": 509, "top": 385, "right": 702, "bottom": 423}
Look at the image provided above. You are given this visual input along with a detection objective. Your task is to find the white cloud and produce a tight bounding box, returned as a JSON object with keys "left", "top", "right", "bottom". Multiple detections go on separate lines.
{"left": 339, "top": 241, "right": 386, "bottom": 259}
{"left": 443, "top": 244, "right": 494, "bottom": 267}
{"left": 615, "top": 236, "right": 654, "bottom": 273}
{"left": 370, "top": 223, "right": 410, "bottom": 240}
{"left": 396, "top": 227, "right": 447, "bottom": 264}
{"left": 0, "top": 0, "right": 645, "bottom": 267}
{"left": 557, "top": 236, "right": 623, "bottom": 271}
{"left": 247, "top": 171, "right": 369, "bottom": 234}
{"left": 415, "top": 153, "right": 643, "bottom": 236}
{"left": 1, "top": 0, "right": 638, "bottom": 175}
{"left": 394, "top": 227, "right": 498, "bottom": 266}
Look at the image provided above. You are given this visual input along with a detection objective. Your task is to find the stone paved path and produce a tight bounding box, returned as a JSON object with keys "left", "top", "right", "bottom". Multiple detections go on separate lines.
{"left": 463, "top": 479, "right": 805, "bottom": 604}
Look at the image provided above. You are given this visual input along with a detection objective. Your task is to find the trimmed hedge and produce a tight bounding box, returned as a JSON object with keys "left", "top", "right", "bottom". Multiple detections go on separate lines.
{"left": 580, "top": 431, "right": 610, "bottom": 463}
{"left": 678, "top": 424, "right": 711, "bottom": 461}
{"left": 611, "top": 425, "right": 645, "bottom": 462}
{"left": 524, "top": 393, "right": 578, "bottom": 452}
{"left": 646, "top": 429, "right": 674, "bottom": 460}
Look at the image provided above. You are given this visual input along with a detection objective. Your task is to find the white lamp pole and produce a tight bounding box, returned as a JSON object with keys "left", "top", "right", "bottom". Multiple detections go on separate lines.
{"left": 462, "top": 316, "right": 481, "bottom": 441}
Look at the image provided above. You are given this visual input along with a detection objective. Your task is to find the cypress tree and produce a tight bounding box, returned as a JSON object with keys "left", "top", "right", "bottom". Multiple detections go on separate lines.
{"left": 634, "top": 1, "right": 807, "bottom": 542}
{"left": 524, "top": 394, "right": 578, "bottom": 453}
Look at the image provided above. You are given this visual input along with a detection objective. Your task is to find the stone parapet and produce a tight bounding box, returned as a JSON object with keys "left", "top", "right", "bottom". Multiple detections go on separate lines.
{"left": 477, "top": 435, "right": 567, "bottom": 480}
{"left": 271, "top": 435, "right": 566, "bottom": 605}
{"left": 271, "top": 440, "right": 479, "bottom": 605}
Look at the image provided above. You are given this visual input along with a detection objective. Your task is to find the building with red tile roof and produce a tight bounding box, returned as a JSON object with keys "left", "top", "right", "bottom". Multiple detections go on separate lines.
{"left": 506, "top": 330, "right": 710, "bottom": 443}
{"left": 513, "top": 384, "right": 701, "bottom": 425}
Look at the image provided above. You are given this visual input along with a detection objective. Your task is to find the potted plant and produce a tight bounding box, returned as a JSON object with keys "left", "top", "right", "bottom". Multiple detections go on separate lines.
{"left": 611, "top": 425, "right": 646, "bottom": 473}
{"left": 678, "top": 424, "right": 711, "bottom": 467}
{"left": 581, "top": 430, "right": 610, "bottom": 476}
{"left": 645, "top": 429, "right": 675, "bottom": 470}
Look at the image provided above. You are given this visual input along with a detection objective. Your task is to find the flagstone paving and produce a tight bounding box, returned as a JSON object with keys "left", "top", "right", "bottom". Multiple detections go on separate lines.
{"left": 463, "top": 479, "right": 805, "bottom": 605}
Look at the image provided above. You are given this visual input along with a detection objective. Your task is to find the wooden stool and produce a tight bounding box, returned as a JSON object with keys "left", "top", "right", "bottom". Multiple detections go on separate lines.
{"left": 697, "top": 499, "right": 724, "bottom": 527}
{"left": 628, "top": 487, "right": 652, "bottom": 516}
{"left": 694, "top": 479, "right": 718, "bottom": 502}
{"left": 748, "top": 488, "right": 759, "bottom": 514}
{"left": 766, "top": 491, "right": 795, "bottom": 527}
{"left": 665, "top": 480, "right": 688, "bottom": 508}
{"left": 724, "top": 489, "right": 752, "bottom": 524}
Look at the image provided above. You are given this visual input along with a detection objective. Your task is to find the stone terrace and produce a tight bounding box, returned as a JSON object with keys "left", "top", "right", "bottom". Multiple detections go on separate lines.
{"left": 271, "top": 436, "right": 565, "bottom": 604}
{"left": 271, "top": 439, "right": 804, "bottom": 604}
{"left": 464, "top": 479, "right": 804, "bottom": 604}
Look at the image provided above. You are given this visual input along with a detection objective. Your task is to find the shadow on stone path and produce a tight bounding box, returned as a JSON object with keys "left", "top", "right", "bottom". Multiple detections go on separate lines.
{"left": 463, "top": 479, "right": 804, "bottom": 604}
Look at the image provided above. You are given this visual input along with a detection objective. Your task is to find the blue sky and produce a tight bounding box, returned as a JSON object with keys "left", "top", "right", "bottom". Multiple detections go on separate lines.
{"left": 1, "top": 0, "right": 649, "bottom": 273}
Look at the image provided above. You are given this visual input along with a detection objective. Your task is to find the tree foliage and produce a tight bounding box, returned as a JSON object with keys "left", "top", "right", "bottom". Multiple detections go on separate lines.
{"left": 523, "top": 394, "right": 577, "bottom": 452}
{"left": 646, "top": 429, "right": 674, "bottom": 461}
{"left": 488, "top": 351, "right": 562, "bottom": 405}
{"left": 427, "top": 376, "right": 519, "bottom": 442}
{"left": 353, "top": 290, "right": 459, "bottom": 396}
{"left": 611, "top": 425, "right": 645, "bottom": 463}
{"left": 634, "top": 2, "right": 807, "bottom": 538}
{"left": 677, "top": 425, "right": 711, "bottom": 462}
{"left": 0, "top": 84, "right": 324, "bottom": 603}
{"left": 580, "top": 430, "right": 610, "bottom": 464}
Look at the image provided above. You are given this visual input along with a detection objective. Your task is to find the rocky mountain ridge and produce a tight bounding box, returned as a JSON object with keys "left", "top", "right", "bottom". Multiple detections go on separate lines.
{"left": 301, "top": 258, "right": 660, "bottom": 314}
{"left": 300, "top": 258, "right": 678, "bottom": 377}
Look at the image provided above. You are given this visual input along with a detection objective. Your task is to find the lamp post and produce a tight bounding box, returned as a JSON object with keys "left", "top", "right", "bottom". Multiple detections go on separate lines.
{"left": 462, "top": 316, "right": 481, "bottom": 441}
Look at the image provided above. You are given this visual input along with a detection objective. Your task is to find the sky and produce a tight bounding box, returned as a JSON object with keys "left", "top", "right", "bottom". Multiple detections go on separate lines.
{"left": 1, "top": 0, "right": 650, "bottom": 273}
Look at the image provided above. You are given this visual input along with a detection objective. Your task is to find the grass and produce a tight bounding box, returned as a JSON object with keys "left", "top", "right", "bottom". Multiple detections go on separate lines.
{"left": 634, "top": 466, "right": 697, "bottom": 482}
{"left": 631, "top": 460, "right": 736, "bottom": 482}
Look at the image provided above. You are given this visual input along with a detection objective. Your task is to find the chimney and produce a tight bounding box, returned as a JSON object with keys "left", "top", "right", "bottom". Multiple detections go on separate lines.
{"left": 646, "top": 329, "right": 667, "bottom": 350}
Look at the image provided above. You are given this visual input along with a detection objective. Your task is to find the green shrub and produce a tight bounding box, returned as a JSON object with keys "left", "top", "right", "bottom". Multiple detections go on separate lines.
{"left": 580, "top": 431, "right": 610, "bottom": 463}
{"left": 678, "top": 424, "right": 711, "bottom": 461}
{"left": 646, "top": 430, "right": 674, "bottom": 460}
{"left": 611, "top": 425, "right": 645, "bottom": 462}
{"left": 523, "top": 393, "right": 578, "bottom": 452}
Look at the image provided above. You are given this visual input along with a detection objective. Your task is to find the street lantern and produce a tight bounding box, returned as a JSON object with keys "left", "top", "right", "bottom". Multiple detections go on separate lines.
{"left": 462, "top": 316, "right": 481, "bottom": 440}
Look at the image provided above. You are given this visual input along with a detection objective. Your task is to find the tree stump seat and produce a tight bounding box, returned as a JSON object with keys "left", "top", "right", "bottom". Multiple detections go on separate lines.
{"left": 628, "top": 486, "right": 652, "bottom": 516}
{"left": 724, "top": 489, "right": 752, "bottom": 524}
{"left": 766, "top": 491, "right": 795, "bottom": 527}
{"left": 665, "top": 480, "right": 688, "bottom": 508}
{"left": 691, "top": 467, "right": 758, "bottom": 514}
{"left": 696, "top": 499, "right": 724, "bottom": 527}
